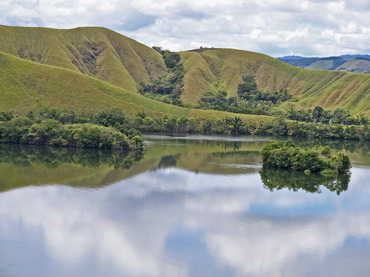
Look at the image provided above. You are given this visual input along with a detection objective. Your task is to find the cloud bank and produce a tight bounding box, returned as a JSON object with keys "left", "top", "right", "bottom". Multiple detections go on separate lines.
{"left": 1, "top": 0, "right": 370, "bottom": 57}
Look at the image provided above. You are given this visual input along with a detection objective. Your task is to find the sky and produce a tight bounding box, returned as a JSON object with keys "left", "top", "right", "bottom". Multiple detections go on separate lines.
{"left": 1, "top": 0, "right": 370, "bottom": 57}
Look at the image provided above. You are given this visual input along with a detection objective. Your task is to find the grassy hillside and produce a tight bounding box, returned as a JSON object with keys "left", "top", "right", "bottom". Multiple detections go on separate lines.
{"left": 181, "top": 49, "right": 370, "bottom": 115}
{"left": 0, "top": 50, "right": 274, "bottom": 123}
{"left": 0, "top": 25, "right": 168, "bottom": 92}
{"left": 0, "top": 25, "right": 369, "bottom": 116}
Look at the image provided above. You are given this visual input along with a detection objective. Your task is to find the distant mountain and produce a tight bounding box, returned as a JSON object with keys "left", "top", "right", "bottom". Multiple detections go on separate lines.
{"left": 279, "top": 54, "right": 370, "bottom": 60}
{"left": 340, "top": 54, "right": 370, "bottom": 60}
{"left": 278, "top": 55, "right": 370, "bottom": 74}
{"left": 0, "top": 25, "right": 369, "bottom": 116}
{"left": 278, "top": 55, "right": 306, "bottom": 60}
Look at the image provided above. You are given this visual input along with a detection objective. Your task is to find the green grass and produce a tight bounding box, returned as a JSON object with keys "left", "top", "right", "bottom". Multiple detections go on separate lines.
{"left": 181, "top": 49, "right": 370, "bottom": 115}
{"left": 0, "top": 25, "right": 168, "bottom": 92}
{"left": 0, "top": 51, "right": 275, "bottom": 123}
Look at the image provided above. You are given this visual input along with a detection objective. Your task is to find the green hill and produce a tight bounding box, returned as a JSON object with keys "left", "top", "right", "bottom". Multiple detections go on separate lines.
{"left": 0, "top": 50, "right": 273, "bottom": 123}
{"left": 0, "top": 25, "right": 168, "bottom": 92}
{"left": 0, "top": 25, "right": 369, "bottom": 116}
{"left": 181, "top": 49, "right": 370, "bottom": 115}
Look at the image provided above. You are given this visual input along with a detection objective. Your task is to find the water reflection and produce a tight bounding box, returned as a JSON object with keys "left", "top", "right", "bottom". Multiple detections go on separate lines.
{"left": 291, "top": 137, "right": 370, "bottom": 154}
{"left": 0, "top": 137, "right": 263, "bottom": 191}
{"left": 260, "top": 168, "right": 350, "bottom": 195}
{"left": 0, "top": 144, "right": 144, "bottom": 191}
{"left": 0, "top": 144, "right": 144, "bottom": 169}
{"left": 1, "top": 167, "right": 370, "bottom": 277}
{"left": 0, "top": 136, "right": 369, "bottom": 277}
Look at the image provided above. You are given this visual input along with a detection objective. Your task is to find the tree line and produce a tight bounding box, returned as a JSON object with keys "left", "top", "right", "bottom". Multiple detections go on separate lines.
{"left": 133, "top": 112, "right": 370, "bottom": 141}
{"left": 0, "top": 109, "right": 144, "bottom": 150}
{"left": 285, "top": 106, "right": 368, "bottom": 125}
{"left": 1, "top": 108, "right": 369, "bottom": 151}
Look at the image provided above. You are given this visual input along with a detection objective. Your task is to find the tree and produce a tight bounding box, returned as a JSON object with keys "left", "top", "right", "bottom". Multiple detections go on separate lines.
{"left": 164, "top": 52, "right": 181, "bottom": 69}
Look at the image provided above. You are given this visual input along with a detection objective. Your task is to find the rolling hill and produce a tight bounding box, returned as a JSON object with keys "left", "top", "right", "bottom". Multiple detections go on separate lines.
{"left": 0, "top": 25, "right": 369, "bottom": 116}
{"left": 0, "top": 50, "right": 273, "bottom": 123}
{"left": 0, "top": 25, "right": 168, "bottom": 92}
{"left": 181, "top": 49, "right": 370, "bottom": 115}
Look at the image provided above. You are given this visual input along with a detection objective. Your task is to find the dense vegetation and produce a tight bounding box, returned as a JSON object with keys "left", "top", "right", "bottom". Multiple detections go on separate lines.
{"left": 139, "top": 47, "right": 185, "bottom": 105}
{"left": 0, "top": 109, "right": 144, "bottom": 150}
{"left": 1, "top": 108, "right": 369, "bottom": 149}
{"left": 198, "top": 75, "right": 292, "bottom": 115}
{"left": 130, "top": 111, "right": 370, "bottom": 141}
{"left": 286, "top": 106, "right": 369, "bottom": 125}
{"left": 260, "top": 141, "right": 351, "bottom": 175}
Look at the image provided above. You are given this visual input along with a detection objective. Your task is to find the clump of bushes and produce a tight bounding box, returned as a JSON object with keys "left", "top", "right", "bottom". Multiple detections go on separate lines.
{"left": 198, "top": 75, "right": 292, "bottom": 115}
{"left": 260, "top": 141, "right": 351, "bottom": 175}
{"left": 0, "top": 109, "right": 144, "bottom": 151}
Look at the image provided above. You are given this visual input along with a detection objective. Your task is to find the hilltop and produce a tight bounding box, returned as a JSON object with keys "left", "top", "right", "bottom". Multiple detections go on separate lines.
{"left": 0, "top": 25, "right": 369, "bottom": 116}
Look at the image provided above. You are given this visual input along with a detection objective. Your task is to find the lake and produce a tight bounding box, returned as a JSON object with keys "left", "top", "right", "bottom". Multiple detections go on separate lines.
{"left": 0, "top": 134, "right": 370, "bottom": 277}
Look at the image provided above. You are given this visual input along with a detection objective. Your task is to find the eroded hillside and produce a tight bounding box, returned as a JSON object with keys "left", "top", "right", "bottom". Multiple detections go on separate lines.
{"left": 0, "top": 25, "right": 168, "bottom": 92}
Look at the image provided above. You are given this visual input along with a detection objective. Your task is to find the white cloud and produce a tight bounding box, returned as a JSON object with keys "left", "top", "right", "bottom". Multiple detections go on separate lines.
{"left": 0, "top": 0, "right": 370, "bottom": 57}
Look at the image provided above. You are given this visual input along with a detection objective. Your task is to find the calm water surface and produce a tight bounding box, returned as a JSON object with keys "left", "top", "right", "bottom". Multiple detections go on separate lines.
{"left": 0, "top": 135, "right": 370, "bottom": 277}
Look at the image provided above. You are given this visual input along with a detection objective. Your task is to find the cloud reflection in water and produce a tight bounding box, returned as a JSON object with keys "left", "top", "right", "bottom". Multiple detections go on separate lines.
{"left": 0, "top": 166, "right": 370, "bottom": 276}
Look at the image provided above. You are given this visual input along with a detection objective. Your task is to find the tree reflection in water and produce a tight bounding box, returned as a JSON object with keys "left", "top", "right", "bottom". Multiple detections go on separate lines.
{"left": 260, "top": 168, "right": 350, "bottom": 195}
{"left": 0, "top": 144, "right": 144, "bottom": 169}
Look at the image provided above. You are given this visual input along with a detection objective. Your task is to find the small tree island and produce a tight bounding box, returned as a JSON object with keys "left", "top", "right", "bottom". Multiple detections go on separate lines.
{"left": 260, "top": 141, "right": 351, "bottom": 176}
